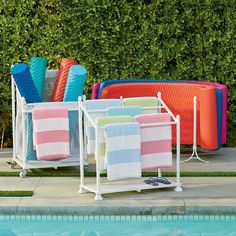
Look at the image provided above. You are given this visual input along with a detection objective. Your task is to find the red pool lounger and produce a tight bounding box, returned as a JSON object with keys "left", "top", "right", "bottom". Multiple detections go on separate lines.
{"left": 101, "top": 82, "right": 218, "bottom": 150}
{"left": 96, "top": 79, "right": 227, "bottom": 145}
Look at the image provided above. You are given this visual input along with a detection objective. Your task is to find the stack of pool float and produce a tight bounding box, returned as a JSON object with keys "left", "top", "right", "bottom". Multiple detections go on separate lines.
{"left": 10, "top": 57, "right": 88, "bottom": 103}
{"left": 91, "top": 79, "right": 227, "bottom": 152}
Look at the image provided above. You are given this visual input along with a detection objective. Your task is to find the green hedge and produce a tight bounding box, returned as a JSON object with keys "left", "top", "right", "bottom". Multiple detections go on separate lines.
{"left": 0, "top": 0, "right": 235, "bottom": 146}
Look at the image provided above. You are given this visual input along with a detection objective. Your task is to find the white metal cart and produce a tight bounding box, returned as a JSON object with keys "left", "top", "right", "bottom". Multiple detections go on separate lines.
{"left": 10, "top": 70, "right": 87, "bottom": 177}
{"left": 78, "top": 93, "right": 183, "bottom": 200}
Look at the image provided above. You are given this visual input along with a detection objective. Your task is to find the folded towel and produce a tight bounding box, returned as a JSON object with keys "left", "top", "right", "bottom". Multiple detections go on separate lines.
{"left": 85, "top": 99, "right": 123, "bottom": 154}
{"left": 32, "top": 107, "right": 70, "bottom": 160}
{"left": 135, "top": 113, "right": 172, "bottom": 169}
{"left": 107, "top": 106, "right": 142, "bottom": 117}
{"left": 123, "top": 97, "right": 158, "bottom": 114}
{"left": 105, "top": 123, "right": 141, "bottom": 180}
{"left": 96, "top": 116, "right": 134, "bottom": 171}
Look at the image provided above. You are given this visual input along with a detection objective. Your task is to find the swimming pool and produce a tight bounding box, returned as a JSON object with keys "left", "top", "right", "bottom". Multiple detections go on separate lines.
{"left": 0, "top": 214, "right": 235, "bottom": 235}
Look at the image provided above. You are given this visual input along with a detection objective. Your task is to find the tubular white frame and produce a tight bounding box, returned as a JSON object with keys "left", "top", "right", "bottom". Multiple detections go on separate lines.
{"left": 182, "top": 96, "right": 209, "bottom": 163}
{"left": 11, "top": 70, "right": 87, "bottom": 176}
{"left": 78, "top": 92, "right": 183, "bottom": 200}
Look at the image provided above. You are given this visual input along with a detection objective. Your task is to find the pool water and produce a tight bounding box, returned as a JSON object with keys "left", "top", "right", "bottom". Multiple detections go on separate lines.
{"left": 0, "top": 215, "right": 235, "bottom": 236}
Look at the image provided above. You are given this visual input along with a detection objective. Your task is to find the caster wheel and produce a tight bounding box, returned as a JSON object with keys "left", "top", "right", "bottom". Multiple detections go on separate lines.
{"left": 19, "top": 170, "right": 27, "bottom": 178}
{"left": 7, "top": 161, "right": 17, "bottom": 169}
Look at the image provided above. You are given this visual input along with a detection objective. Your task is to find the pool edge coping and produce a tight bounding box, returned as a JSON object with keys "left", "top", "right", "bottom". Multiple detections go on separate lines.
{"left": 1, "top": 205, "right": 236, "bottom": 215}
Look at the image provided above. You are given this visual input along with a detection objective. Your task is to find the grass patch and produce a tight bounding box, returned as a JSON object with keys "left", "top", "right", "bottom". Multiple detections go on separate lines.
{"left": 143, "top": 172, "right": 236, "bottom": 177}
{"left": 0, "top": 171, "right": 236, "bottom": 177}
{"left": 0, "top": 191, "right": 33, "bottom": 197}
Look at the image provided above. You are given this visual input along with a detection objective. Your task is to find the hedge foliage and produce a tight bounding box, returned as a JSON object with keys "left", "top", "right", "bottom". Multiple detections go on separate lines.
{"left": 0, "top": 0, "right": 235, "bottom": 146}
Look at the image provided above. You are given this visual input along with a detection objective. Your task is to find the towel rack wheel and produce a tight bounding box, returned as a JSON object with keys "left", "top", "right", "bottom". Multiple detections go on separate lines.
{"left": 7, "top": 161, "right": 17, "bottom": 169}
{"left": 20, "top": 169, "right": 27, "bottom": 178}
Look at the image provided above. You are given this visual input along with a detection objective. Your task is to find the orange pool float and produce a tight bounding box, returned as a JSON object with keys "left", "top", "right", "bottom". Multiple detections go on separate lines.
{"left": 101, "top": 82, "right": 218, "bottom": 150}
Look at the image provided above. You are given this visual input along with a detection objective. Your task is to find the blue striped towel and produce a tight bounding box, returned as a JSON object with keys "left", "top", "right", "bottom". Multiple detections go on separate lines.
{"left": 105, "top": 123, "right": 141, "bottom": 180}
{"left": 96, "top": 116, "right": 134, "bottom": 171}
{"left": 107, "top": 106, "right": 142, "bottom": 117}
{"left": 85, "top": 99, "right": 123, "bottom": 154}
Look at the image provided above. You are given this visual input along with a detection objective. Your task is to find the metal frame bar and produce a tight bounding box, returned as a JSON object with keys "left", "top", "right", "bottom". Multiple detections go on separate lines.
{"left": 11, "top": 75, "right": 16, "bottom": 161}
{"left": 182, "top": 96, "right": 209, "bottom": 163}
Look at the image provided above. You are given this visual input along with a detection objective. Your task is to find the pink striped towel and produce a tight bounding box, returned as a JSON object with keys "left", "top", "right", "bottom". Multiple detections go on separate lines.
{"left": 32, "top": 107, "right": 70, "bottom": 160}
{"left": 135, "top": 113, "right": 172, "bottom": 169}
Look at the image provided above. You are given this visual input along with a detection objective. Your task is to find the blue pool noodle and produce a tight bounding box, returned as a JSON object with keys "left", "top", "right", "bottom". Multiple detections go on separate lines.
{"left": 11, "top": 63, "right": 41, "bottom": 103}
{"left": 63, "top": 65, "right": 87, "bottom": 102}
{"left": 30, "top": 57, "right": 48, "bottom": 99}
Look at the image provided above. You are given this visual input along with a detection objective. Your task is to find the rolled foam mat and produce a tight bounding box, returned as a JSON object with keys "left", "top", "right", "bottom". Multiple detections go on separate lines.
{"left": 51, "top": 58, "right": 78, "bottom": 102}
{"left": 199, "top": 87, "right": 218, "bottom": 150}
{"left": 29, "top": 56, "right": 48, "bottom": 99}
{"left": 10, "top": 63, "right": 41, "bottom": 103}
{"left": 63, "top": 65, "right": 87, "bottom": 101}
{"left": 97, "top": 79, "right": 226, "bottom": 145}
{"left": 190, "top": 81, "right": 227, "bottom": 144}
{"left": 100, "top": 82, "right": 218, "bottom": 150}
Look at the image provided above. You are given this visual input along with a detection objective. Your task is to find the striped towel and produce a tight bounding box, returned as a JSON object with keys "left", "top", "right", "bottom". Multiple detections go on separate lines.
{"left": 107, "top": 106, "right": 142, "bottom": 117}
{"left": 96, "top": 116, "right": 134, "bottom": 171}
{"left": 32, "top": 107, "right": 70, "bottom": 160}
{"left": 85, "top": 99, "right": 123, "bottom": 154}
{"left": 105, "top": 123, "right": 141, "bottom": 180}
{"left": 123, "top": 97, "right": 158, "bottom": 114}
{"left": 135, "top": 113, "right": 172, "bottom": 169}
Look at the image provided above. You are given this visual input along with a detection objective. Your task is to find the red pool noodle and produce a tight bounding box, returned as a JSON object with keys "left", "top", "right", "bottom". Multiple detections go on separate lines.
{"left": 51, "top": 58, "right": 78, "bottom": 102}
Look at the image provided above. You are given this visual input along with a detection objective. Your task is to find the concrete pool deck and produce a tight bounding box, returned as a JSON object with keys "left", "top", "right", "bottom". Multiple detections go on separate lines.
{"left": 0, "top": 148, "right": 236, "bottom": 215}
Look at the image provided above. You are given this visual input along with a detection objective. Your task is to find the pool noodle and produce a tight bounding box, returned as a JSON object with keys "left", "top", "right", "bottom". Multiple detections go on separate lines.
{"left": 63, "top": 65, "right": 87, "bottom": 102}
{"left": 29, "top": 56, "right": 48, "bottom": 99}
{"left": 51, "top": 58, "right": 78, "bottom": 102}
{"left": 11, "top": 63, "right": 41, "bottom": 103}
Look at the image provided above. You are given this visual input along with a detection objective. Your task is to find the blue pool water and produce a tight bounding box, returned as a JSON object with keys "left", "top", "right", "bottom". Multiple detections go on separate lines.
{"left": 0, "top": 215, "right": 236, "bottom": 235}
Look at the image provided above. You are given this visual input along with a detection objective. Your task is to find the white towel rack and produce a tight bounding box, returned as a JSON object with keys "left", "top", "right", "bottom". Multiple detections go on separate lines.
{"left": 78, "top": 93, "right": 183, "bottom": 200}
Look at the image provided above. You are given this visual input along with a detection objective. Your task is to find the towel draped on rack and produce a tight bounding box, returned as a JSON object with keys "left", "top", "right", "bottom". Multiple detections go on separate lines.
{"left": 123, "top": 97, "right": 158, "bottom": 114}
{"left": 107, "top": 106, "right": 142, "bottom": 117}
{"left": 85, "top": 99, "right": 123, "bottom": 154}
{"left": 96, "top": 116, "right": 134, "bottom": 171}
{"left": 32, "top": 107, "right": 70, "bottom": 160}
{"left": 135, "top": 113, "right": 172, "bottom": 169}
{"left": 105, "top": 123, "right": 141, "bottom": 180}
